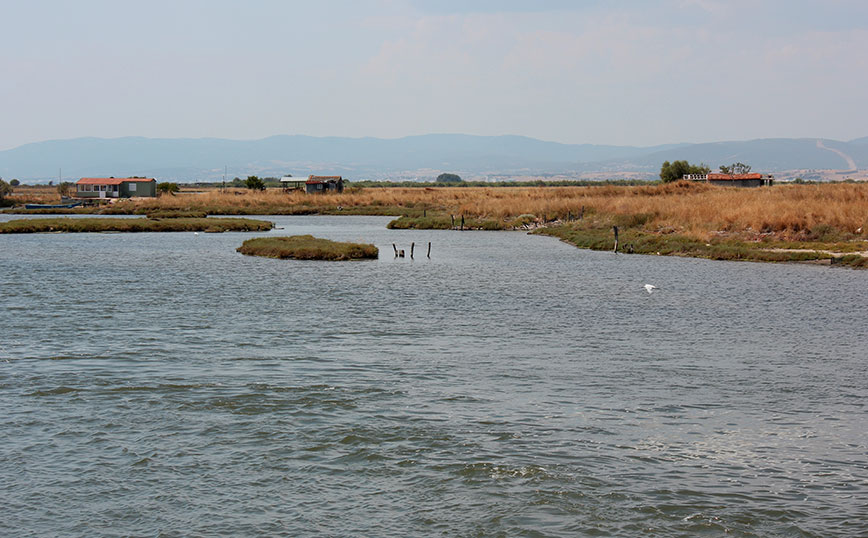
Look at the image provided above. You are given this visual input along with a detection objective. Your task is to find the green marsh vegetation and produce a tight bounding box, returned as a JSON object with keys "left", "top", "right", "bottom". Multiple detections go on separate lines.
{"left": 0, "top": 217, "right": 273, "bottom": 234}
{"left": 387, "top": 214, "right": 535, "bottom": 230}
{"left": 145, "top": 210, "right": 209, "bottom": 219}
{"left": 237, "top": 235, "right": 379, "bottom": 261}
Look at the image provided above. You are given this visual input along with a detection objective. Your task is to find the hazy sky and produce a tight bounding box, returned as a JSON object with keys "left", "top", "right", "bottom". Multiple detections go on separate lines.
{"left": 2, "top": 0, "right": 866, "bottom": 150}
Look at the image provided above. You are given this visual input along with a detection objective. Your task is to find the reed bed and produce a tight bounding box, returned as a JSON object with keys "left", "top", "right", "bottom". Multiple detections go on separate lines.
{"left": 447, "top": 182, "right": 868, "bottom": 241}
{"left": 7, "top": 182, "right": 868, "bottom": 241}
{"left": 237, "top": 235, "right": 378, "bottom": 261}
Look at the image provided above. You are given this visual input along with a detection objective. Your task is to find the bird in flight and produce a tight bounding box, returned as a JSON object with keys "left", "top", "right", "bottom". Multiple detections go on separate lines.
{"left": 644, "top": 284, "right": 658, "bottom": 294}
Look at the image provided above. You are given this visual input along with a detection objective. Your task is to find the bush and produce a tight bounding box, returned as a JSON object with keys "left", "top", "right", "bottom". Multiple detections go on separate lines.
{"left": 57, "top": 182, "right": 73, "bottom": 196}
{"left": 0, "top": 179, "right": 12, "bottom": 206}
{"left": 245, "top": 176, "right": 266, "bottom": 191}
{"left": 436, "top": 173, "right": 462, "bottom": 183}
{"left": 158, "top": 182, "right": 180, "bottom": 195}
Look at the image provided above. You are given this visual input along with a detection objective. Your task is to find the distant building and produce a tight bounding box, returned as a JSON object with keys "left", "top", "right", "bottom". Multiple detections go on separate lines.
{"left": 683, "top": 173, "right": 774, "bottom": 187}
{"left": 280, "top": 176, "right": 307, "bottom": 191}
{"left": 305, "top": 175, "right": 344, "bottom": 194}
{"left": 75, "top": 177, "right": 157, "bottom": 198}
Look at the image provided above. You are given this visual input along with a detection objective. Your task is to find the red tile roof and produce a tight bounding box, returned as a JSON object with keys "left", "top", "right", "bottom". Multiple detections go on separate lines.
{"left": 706, "top": 173, "right": 763, "bottom": 180}
{"left": 77, "top": 177, "right": 155, "bottom": 185}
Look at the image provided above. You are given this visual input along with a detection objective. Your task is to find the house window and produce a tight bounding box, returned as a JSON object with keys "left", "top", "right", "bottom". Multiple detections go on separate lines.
{"left": 129, "top": 183, "right": 137, "bottom": 192}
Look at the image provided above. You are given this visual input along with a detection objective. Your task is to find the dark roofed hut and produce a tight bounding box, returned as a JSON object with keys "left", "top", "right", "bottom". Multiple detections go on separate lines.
{"left": 306, "top": 176, "right": 344, "bottom": 194}
{"left": 706, "top": 173, "right": 773, "bottom": 187}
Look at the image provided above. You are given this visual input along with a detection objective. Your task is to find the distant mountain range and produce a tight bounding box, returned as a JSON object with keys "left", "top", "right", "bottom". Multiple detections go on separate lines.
{"left": 1, "top": 134, "right": 865, "bottom": 182}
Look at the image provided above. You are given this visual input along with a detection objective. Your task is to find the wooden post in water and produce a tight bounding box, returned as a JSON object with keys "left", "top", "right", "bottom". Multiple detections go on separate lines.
{"left": 427, "top": 242, "right": 431, "bottom": 258}
{"left": 410, "top": 242, "right": 415, "bottom": 258}
{"left": 399, "top": 249, "right": 405, "bottom": 258}
{"left": 451, "top": 215, "right": 455, "bottom": 229}
{"left": 392, "top": 243, "right": 398, "bottom": 257}
{"left": 613, "top": 226, "right": 619, "bottom": 253}
{"left": 460, "top": 215, "right": 465, "bottom": 231}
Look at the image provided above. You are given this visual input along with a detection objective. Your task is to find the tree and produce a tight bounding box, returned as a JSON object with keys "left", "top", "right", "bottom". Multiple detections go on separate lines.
{"left": 158, "top": 182, "right": 180, "bottom": 195}
{"left": 659, "top": 160, "right": 710, "bottom": 182}
{"left": 719, "top": 162, "right": 752, "bottom": 175}
{"left": 9, "top": 179, "right": 20, "bottom": 186}
{"left": 436, "top": 173, "right": 463, "bottom": 183}
{"left": 245, "top": 175, "right": 266, "bottom": 191}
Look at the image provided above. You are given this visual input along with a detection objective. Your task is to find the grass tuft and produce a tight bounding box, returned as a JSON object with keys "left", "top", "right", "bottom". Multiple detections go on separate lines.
{"left": 237, "top": 235, "right": 378, "bottom": 261}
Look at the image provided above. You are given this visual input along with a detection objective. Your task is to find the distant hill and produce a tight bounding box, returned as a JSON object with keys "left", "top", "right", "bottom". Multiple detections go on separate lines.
{"left": 627, "top": 138, "right": 864, "bottom": 172}
{"left": 0, "top": 134, "right": 864, "bottom": 182}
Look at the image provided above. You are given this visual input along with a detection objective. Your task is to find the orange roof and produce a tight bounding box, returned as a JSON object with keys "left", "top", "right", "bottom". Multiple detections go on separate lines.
{"left": 77, "top": 177, "right": 155, "bottom": 185}
{"left": 707, "top": 173, "right": 762, "bottom": 180}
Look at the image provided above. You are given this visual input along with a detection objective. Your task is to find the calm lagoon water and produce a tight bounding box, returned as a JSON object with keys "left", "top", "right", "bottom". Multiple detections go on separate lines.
{"left": 1, "top": 215, "right": 866, "bottom": 536}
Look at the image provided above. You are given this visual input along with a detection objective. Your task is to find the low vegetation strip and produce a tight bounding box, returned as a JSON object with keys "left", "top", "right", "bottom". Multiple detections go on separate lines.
{"left": 0, "top": 217, "right": 273, "bottom": 233}
{"left": 534, "top": 221, "right": 868, "bottom": 267}
{"left": 145, "top": 210, "right": 208, "bottom": 219}
{"left": 386, "top": 215, "right": 513, "bottom": 230}
{"left": 237, "top": 235, "right": 378, "bottom": 261}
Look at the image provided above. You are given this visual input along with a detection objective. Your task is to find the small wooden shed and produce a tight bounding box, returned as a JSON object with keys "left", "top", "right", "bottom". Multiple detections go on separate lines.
{"left": 305, "top": 176, "right": 344, "bottom": 194}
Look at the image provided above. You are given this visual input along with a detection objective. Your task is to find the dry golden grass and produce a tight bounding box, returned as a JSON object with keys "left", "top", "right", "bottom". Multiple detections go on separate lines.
{"left": 444, "top": 182, "right": 868, "bottom": 241}
{"left": 8, "top": 182, "right": 868, "bottom": 241}
{"left": 6, "top": 185, "right": 59, "bottom": 204}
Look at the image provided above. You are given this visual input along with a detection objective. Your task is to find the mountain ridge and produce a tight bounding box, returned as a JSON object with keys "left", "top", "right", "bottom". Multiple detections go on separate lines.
{"left": 0, "top": 134, "right": 864, "bottom": 182}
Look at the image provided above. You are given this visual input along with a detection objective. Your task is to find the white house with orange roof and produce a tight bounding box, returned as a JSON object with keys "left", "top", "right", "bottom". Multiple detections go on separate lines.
{"left": 75, "top": 177, "right": 157, "bottom": 199}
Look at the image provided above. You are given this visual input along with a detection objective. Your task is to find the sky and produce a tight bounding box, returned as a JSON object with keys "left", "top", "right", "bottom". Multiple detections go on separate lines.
{"left": 1, "top": 0, "right": 867, "bottom": 150}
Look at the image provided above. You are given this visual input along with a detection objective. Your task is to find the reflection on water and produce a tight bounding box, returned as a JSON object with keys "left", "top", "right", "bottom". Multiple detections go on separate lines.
{"left": 1, "top": 215, "right": 866, "bottom": 536}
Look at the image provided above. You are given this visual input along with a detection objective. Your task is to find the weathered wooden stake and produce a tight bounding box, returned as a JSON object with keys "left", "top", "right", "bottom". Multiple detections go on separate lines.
{"left": 410, "top": 242, "right": 415, "bottom": 258}
{"left": 568, "top": 211, "right": 572, "bottom": 221}
{"left": 392, "top": 243, "right": 398, "bottom": 257}
{"left": 460, "top": 215, "right": 465, "bottom": 231}
{"left": 399, "top": 249, "right": 405, "bottom": 257}
{"left": 451, "top": 215, "right": 455, "bottom": 229}
{"left": 613, "top": 226, "right": 619, "bottom": 253}
{"left": 423, "top": 209, "right": 427, "bottom": 217}
{"left": 427, "top": 241, "right": 431, "bottom": 258}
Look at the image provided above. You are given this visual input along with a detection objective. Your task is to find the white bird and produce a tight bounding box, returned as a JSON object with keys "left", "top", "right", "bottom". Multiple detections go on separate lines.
{"left": 644, "top": 284, "right": 658, "bottom": 294}
{"left": 194, "top": 232, "right": 199, "bottom": 236}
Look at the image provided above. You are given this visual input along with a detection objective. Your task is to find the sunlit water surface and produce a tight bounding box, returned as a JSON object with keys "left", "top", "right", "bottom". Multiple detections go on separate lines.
{"left": 1, "top": 215, "right": 866, "bottom": 536}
